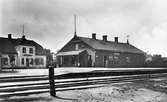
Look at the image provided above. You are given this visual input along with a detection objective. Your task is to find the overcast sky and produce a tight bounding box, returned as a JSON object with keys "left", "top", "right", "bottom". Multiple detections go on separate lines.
{"left": 0, "top": 0, "right": 167, "bottom": 56}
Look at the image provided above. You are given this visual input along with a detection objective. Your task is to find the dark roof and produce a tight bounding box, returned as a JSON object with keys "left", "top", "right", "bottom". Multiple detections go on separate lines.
{"left": 11, "top": 38, "right": 45, "bottom": 55}
{"left": 77, "top": 36, "right": 145, "bottom": 54}
{"left": 162, "top": 57, "right": 167, "bottom": 61}
{"left": 0, "top": 38, "right": 17, "bottom": 54}
{"left": 0, "top": 37, "right": 45, "bottom": 55}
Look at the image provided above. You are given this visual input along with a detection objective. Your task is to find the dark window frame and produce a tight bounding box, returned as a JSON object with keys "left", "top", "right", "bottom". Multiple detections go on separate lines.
{"left": 22, "top": 47, "right": 26, "bottom": 53}
{"left": 29, "top": 48, "right": 33, "bottom": 54}
{"left": 22, "top": 58, "right": 24, "bottom": 65}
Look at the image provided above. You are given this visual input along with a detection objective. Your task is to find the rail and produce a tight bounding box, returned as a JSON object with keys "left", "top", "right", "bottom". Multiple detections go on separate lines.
{"left": 0, "top": 68, "right": 166, "bottom": 98}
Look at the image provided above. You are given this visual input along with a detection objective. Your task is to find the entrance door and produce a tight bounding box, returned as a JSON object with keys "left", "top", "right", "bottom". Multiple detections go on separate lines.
{"left": 26, "top": 58, "right": 29, "bottom": 67}
{"left": 103, "top": 56, "right": 108, "bottom": 67}
{"left": 88, "top": 55, "right": 92, "bottom": 67}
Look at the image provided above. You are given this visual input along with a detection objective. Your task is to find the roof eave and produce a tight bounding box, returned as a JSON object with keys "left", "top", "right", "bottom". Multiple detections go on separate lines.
{"left": 95, "top": 49, "right": 145, "bottom": 55}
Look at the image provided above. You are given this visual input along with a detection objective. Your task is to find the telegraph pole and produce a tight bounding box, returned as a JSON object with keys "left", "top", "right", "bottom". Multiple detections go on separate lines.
{"left": 74, "top": 15, "right": 77, "bottom": 36}
{"left": 22, "top": 24, "right": 25, "bottom": 36}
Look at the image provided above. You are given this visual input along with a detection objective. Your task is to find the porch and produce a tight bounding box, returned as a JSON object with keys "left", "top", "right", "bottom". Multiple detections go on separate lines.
{"left": 57, "top": 50, "right": 91, "bottom": 67}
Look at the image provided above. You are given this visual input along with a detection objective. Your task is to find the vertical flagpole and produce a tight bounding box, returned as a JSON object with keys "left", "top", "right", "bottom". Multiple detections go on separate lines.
{"left": 22, "top": 24, "right": 25, "bottom": 36}
{"left": 74, "top": 15, "right": 77, "bottom": 36}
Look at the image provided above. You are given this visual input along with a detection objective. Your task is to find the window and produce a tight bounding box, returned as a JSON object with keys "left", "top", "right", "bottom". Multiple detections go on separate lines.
{"left": 2, "top": 57, "right": 8, "bottom": 65}
{"left": 26, "top": 58, "right": 29, "bottom": 64}
{"left": 30, "top": 58, "right": 34, "bottom": 65}
{"left": 71, "top": 56, "right": 75, "bottom": 64}
{"left": 114, "top": 56, "right": 119, "bottom": 64}
{"left": 29, "top": 48, "right": 33, "bottom": 54}
{"left": 103, "top": 56, "right": 108, "bottom": 67}
{"left": 126, "top": 57, "right": 130, "bottom": 63}
{"left": 35, "top": 58, "right": 44, "bottom": 65}
{"left": 109, "top": 56, "right": 113, "bottom": 61}
{"left": 103, "top": 56, "right": 107, "bottom": 62}
{"left": 109, "top": 55, "right": 114, "bottom": 64}
{"left": 75, "top": 44, "right": 79, "bottom": 50}
{"left": 22, "top": 47, "right": 26, "bottom": 53}
{"left": 22, "top": 58, "right": 24, "bottom": 65}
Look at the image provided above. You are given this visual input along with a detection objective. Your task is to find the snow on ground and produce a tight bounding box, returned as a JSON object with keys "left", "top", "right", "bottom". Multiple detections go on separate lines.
{"left": 0, "top": 68, "right": 114, "bottom": 77}
{"left": 1, "top": 77, "right": 167, "bottom": 102}
{"left": 0, "top": 68, "right": 167, "bottom": 102}
{"left": 0, "top": 69, "right": 48, "bottom": 77}
{"left": 0, "top": 67, "right": 166, "bottom": 77}
{"left": 55, "top": 79, "right": 167, "bottom": 102}
{"left": 56, "top": 86, "right": 167, "bottom": 102}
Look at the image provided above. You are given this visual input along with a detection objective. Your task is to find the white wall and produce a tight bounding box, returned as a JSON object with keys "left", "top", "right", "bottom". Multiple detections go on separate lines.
{"left": 15, "top": 45, "right": 46, "bottom": 68}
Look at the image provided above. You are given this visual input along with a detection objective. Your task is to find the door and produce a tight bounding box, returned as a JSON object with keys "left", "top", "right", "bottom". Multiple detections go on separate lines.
{"left": 103, "top": 56, "right": 108, "bottom": 67}
{"left": 88, "top": 55, "right": 92, "bottom": 67}
{"left": 26, "top": 58, "right": 29, "bottom": 67}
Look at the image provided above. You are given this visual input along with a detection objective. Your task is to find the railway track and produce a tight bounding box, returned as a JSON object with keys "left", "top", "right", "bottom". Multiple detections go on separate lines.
{"left": 55, "top": 73, "right": 167, "bottom": 91}
{"left": 0, "top": 72, "right": 166, "bottom": 98}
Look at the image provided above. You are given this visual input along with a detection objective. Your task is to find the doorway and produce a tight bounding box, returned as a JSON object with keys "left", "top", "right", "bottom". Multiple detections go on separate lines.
{"left": 103, "top": 56, "right": 108, "bottom": 67}
{"left": 26, "top": 58, "right": 29, "bottom": 67}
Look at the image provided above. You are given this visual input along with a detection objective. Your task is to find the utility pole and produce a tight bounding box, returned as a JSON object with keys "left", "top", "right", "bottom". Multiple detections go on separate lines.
{"left": 22, "top": 24, "right": 25, "bottom": 36}
{"left": 74, "top": 15, "right": 77, "bottom": 36}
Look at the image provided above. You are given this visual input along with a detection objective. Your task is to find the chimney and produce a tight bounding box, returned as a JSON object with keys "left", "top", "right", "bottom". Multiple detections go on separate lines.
{"left": 92, "top": 33, "right": 96, "bottom": 39}
{"left": 22, "top": 35, "right": 26, "bottom": 39}
{"left": 8, "top": 34, "right": 12, "bottom": 39}
{"left": 102, "top": 35, "right": 107, "bottom": 41}
{"left": 114, "top": 37, "right": 118, "bottom": 43}
{"left": 127, "top": 39, "right": 129, "bottom": 44}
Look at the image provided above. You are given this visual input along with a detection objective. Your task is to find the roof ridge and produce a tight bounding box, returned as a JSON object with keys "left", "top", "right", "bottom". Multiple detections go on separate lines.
{"left": 77, "top": 36, "right": 144, "bottom": 54}
{"left": 77, "top": 36, "right": 128, "bottom": 44}
{"left": 0, "top": 36, "right": 34, "bottom": 41}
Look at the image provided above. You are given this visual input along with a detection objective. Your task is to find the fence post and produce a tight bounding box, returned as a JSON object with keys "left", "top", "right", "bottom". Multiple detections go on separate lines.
{"left": 49, "top": 66, "right": 56, "bottom": 97}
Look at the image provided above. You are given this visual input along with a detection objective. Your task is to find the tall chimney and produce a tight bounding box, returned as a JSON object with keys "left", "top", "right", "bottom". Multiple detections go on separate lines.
{"left": 8, "top": 34, "right": 12, "bottom": 39}
{"left": 92, "top": 33, "right": 96, "bottom": 39}
{"left": 103, "top": 35, "right": 107, "bottom": 41}
{"left": 114, "top": 37, "right": 118, "bottom": 43}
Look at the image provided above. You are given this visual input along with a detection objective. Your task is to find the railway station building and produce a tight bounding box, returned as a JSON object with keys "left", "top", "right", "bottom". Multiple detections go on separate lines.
{"left": 57, "top": 33, "right": 145, "bottom": 68}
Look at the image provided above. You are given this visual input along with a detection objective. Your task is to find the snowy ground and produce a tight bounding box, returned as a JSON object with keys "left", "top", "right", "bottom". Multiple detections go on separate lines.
{"left": 0, "top": 77, "right": 167, "bottom": 102}
{"left": 0, "top": 68, "right": 167, "bottom": 102}
{"left": 55, "top": 78, "right": 167, "bottom": 102}
{"left": 0, "top": 67, "right": 166, "bottom": 77}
